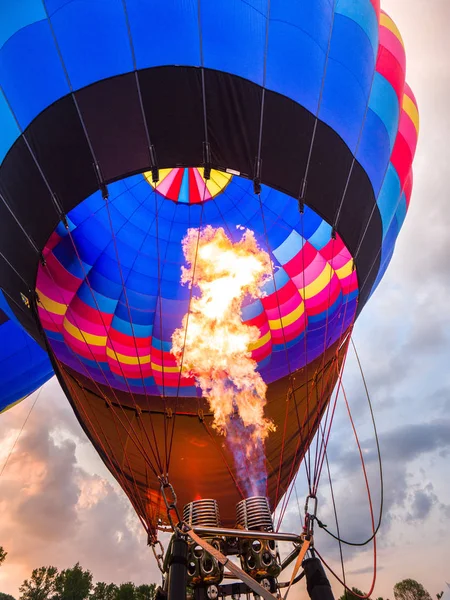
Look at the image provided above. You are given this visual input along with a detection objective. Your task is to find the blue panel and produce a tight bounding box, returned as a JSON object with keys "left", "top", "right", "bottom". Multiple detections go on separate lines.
{"left": 319, "top": 13, "right": 375, "bottom": 152}
{"left": 0, "top": 89, "right": 20, "bottom": 163}
{"left": 335, "top": 0, "right": 379, "bottom": 59}
{"left": 357, "top": 108, "right": 391, "bottom": 196}
{"left": 201, "top": 0, "right": 267, "bottom": 85}
{"left": 377, "top": 163, "right": 401, "bottom": 233}
{"left": 127, "top": 0, "right": 200, "bottom": 69}
{"left": 49, "top": 0, "right": 133, "bottom": 90}
{"left": 266, "top": 0, "right": 332, "bottom": 113}
{"left": 368, "top": 72, "right": 400, "bottom": 150}
{"left": 273, "top": 230, "right": 305, "bottom": 265}
{"left": 0, "top": 0, "right": 46, "bottom": 49}
{"left": 0, "top": 20, "right": 69, "bottom": 129}
{"left": 0, "top": 291, "right": 53, "bottom": 412}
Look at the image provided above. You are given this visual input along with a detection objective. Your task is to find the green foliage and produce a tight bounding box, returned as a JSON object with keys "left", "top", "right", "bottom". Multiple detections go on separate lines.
{"left": 54, "top": 563, "right": 93, "bottom": 600}
{"left": 0, "top": 547, "right": 6, "bottom": 567}
{"left": 0, "top": 593, "right": 16, "bottom": 600}
{"left": 19, "top": 566, "right": 59, "bottom": 600}
{"left": 338, "top": 588, "right": 366, "bottom": 600}
{"left": 135, "top": 585, "right": 156, "bottom": 600}
{"left": 394, "top": 580, "right": 432, "bottom": 600}
{"left": 91, "top": 583, "right": 117, "bottom": 600}
{"left": 18, "top": 564, "right": 155, "bottom": 600}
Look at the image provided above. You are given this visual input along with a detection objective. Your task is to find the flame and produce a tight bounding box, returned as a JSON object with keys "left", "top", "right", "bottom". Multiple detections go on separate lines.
{"left": 171, "top": 226, "right": 275, "bottom": 496}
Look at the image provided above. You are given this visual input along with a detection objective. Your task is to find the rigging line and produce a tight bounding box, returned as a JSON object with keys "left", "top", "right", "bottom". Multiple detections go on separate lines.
{"left": 152, "top": 180, "right": 169, "bottom": 471}
{"left": 276, "top": 320, "right": 354, "bottom": 529}
{"left": 41, "top": 0, "right": 101, "bottom": 164}
{"left": 315, "top": 546, "right": 377, "bottom": 600}
{"left": 292, "top": 2, "right": 336, "bottom": 493}
{"left": 312, "top": 330, "right": 353, "bottom": 496}
{"left": 166, "top": 190, "right": 207, "bottom": 471}
{"left": 36, "top": 281, "right": 160, "bottom": 475}
{"left": 311, "top": 271, "right": 357, "bottom": 493}
{"left": 332, "top": 51, "right": 382, "bottom": 233}
{"left": 319, "top": 339, "right": 384, "bottom": 546}
{"left": 103, "top": 191, "right": 165, "bottom": 474}
{"left": 299, "top": 0, "right": 336, "bottom": 189}
{"left": 323, "top": 438, "right": 347, "bottom": 589}
{"left": 257, "top": 193, "right": 308, "bottom": 518}
{"left": 61, "top": 225, "right": 164, "bottom": 473}
{"left": 0, "top": 385, "right": 45, "bottom": 479}
{"left": 65, "top": 373, "right": 150, "bottom": 532}
{"left": 310, "top": 236, "right": 339, "bottom": 488}
{"left": 275, "top": 356, "right": 337, "bottom": 530}
{"left": 121, "top": 0, "right": 155, "bottom": 166}
{"left": 275, "top": 351, "right": 343, "bottom": 530}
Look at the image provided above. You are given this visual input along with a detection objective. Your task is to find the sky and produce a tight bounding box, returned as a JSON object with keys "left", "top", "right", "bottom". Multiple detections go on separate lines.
{"left": 1, "top": 1, "right": 450, "bottom": 598}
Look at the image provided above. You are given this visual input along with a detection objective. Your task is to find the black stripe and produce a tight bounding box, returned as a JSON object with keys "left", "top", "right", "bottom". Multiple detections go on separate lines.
{"left": 0, "top": 66, "right": 381, "bottom": 341}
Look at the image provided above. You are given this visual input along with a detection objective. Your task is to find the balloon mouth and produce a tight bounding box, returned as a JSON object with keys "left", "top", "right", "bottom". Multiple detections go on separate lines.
{"left": 144, "top": 167, "right": 232, "bottom": 204}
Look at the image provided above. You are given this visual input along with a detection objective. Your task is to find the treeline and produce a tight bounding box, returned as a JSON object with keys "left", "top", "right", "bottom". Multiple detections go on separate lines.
{"left": 0, "top": 550, "right": 155, "bottom": 600}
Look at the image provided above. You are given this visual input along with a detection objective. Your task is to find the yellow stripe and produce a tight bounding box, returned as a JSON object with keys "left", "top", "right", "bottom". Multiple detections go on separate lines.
{"left": 380, "top": 12, "right": 404, "bottom": 45}
{"left": 402, "top": 93, "right": 420, "bottom": 132}
{"left": 144, "top": 168, "right": 173, "bottom": 188}
{"left": 151, "top": 362, "right": 180, "bottom": 373}
{"left": 300, "top": 263, "right": 333, "bottom": 300}
{"left": 269, "top": 302, "right": 305, "bottom": 330}
{"left": 106, "top": 346, "right": 151, "bottom": 365}
{"left": 0, "top": 397, "right": 25, "bottom": 414}
{"left": 335, "top": 259, "right": 354, "bottom": 280}
{"left": 37, "top": 290, "right": 66, "bottom": 316}
{"left": 64, "top": 319, "right": 107, "bottom": 346}
{"left": 207, "top": 170, "right": 232, "bottom": 197}
{"left": 248, "top": 330, "right": 271, "bottom": 351}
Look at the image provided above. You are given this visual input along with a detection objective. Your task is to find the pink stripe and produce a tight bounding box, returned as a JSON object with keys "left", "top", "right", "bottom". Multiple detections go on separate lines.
{"left": 193, "top": 168, "right": 212, "bottom": 201}
{"left": 64, "top": 332, "right": 107, "bottom": 362}
{"left": 106, "top": 338, "right": 152, "bottom": 357}
{"left": 108, "top": 362, "right": 153, "bottom": 378}
{"left": 304, "top": 276, "right": 339, "bottom": 308}
{"left": 330, "top": 252, "right": 352, "bottom": 270}
{"left": 66, "top": 309, "right": 109, "bottom": 337}
{"left": 265, "top": 293, "right": 302, "bottom": 320}
{"left": 399, "top": 110, "right": 418, "bottom": 155}
{"left": 156, "top": 168, "right": 180, "bottom": 196}
{"left": 379, "top": 26, "right": 405, "bottom": 71}
{"left": 292, "top": 255, "right": 326, "bottom": 288}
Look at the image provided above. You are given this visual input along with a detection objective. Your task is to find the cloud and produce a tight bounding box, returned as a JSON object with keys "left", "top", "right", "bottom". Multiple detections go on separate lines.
{"left": 0, "top": 381, "right": 165, "bottom": 597}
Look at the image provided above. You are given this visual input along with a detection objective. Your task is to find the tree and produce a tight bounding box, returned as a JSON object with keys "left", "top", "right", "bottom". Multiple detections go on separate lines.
{"left": 0, "top": 593, "right": 16, "bottom": 600}
{"left": 19, "top": 566, "right": 58, "bottom": 600}
{"left": 91, "top": 583, "right": 118, "bottom": 600}
{"left": 135, "top": 585, "right": 156, "bottom": 600}
{"left": 436, "top": 593, "right": 444, "bottom": 600}
{"left": 338, "top": 588, "right": 366, "bottom": 600}
{"left": 394, "top": 580, "right": 432, "bottom": 600}
{"left": 54, "top": 563, "right": 93, "bottom": 600}
{"left": 0, "top": 547, "right": 6, "bottom": 567}
{"left": 114, "top": 583, "right": 135, "bottom": 600}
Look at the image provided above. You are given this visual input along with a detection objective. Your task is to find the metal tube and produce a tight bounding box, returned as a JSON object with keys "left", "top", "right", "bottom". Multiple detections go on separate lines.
{"left": 192, "top": 526, "right": 301, "bottom": 543}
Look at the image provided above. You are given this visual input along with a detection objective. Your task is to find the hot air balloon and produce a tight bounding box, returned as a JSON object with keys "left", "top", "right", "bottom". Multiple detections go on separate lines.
{"left": 0, "top": 1, "right": 418, "bottom": 598}
{"left": 0, "top": 291, "right": 53, "bottom": 413}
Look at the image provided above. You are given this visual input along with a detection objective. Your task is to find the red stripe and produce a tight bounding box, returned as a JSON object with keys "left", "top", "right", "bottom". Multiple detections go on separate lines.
{"left": 166, "top": 168, "right": 184, "bottom": 201}
{"left": 376, "top": 47, "right": 405, "bottom": 102}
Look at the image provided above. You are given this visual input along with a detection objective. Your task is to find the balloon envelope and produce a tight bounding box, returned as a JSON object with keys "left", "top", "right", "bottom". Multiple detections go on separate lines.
{"left": 0, "top": 1, "right": 418, "bottom": 531}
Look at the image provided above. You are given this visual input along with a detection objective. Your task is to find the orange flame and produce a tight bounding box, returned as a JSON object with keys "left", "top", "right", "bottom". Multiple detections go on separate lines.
{"left": 172, "top": 226, "right": 275, "bottom": 468}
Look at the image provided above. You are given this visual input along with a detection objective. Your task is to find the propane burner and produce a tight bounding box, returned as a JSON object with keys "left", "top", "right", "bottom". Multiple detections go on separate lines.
{"left": 235, "top": 497, "right": 280, "bottom": 585}
{"left": 183, "top": 499, "right": 221, "bottom": 528}
{"left": 236, "top": 496, "right": 274, "bottom": 532}
{"left": 183, "top": 499, "right": 224, "bottom": 588}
